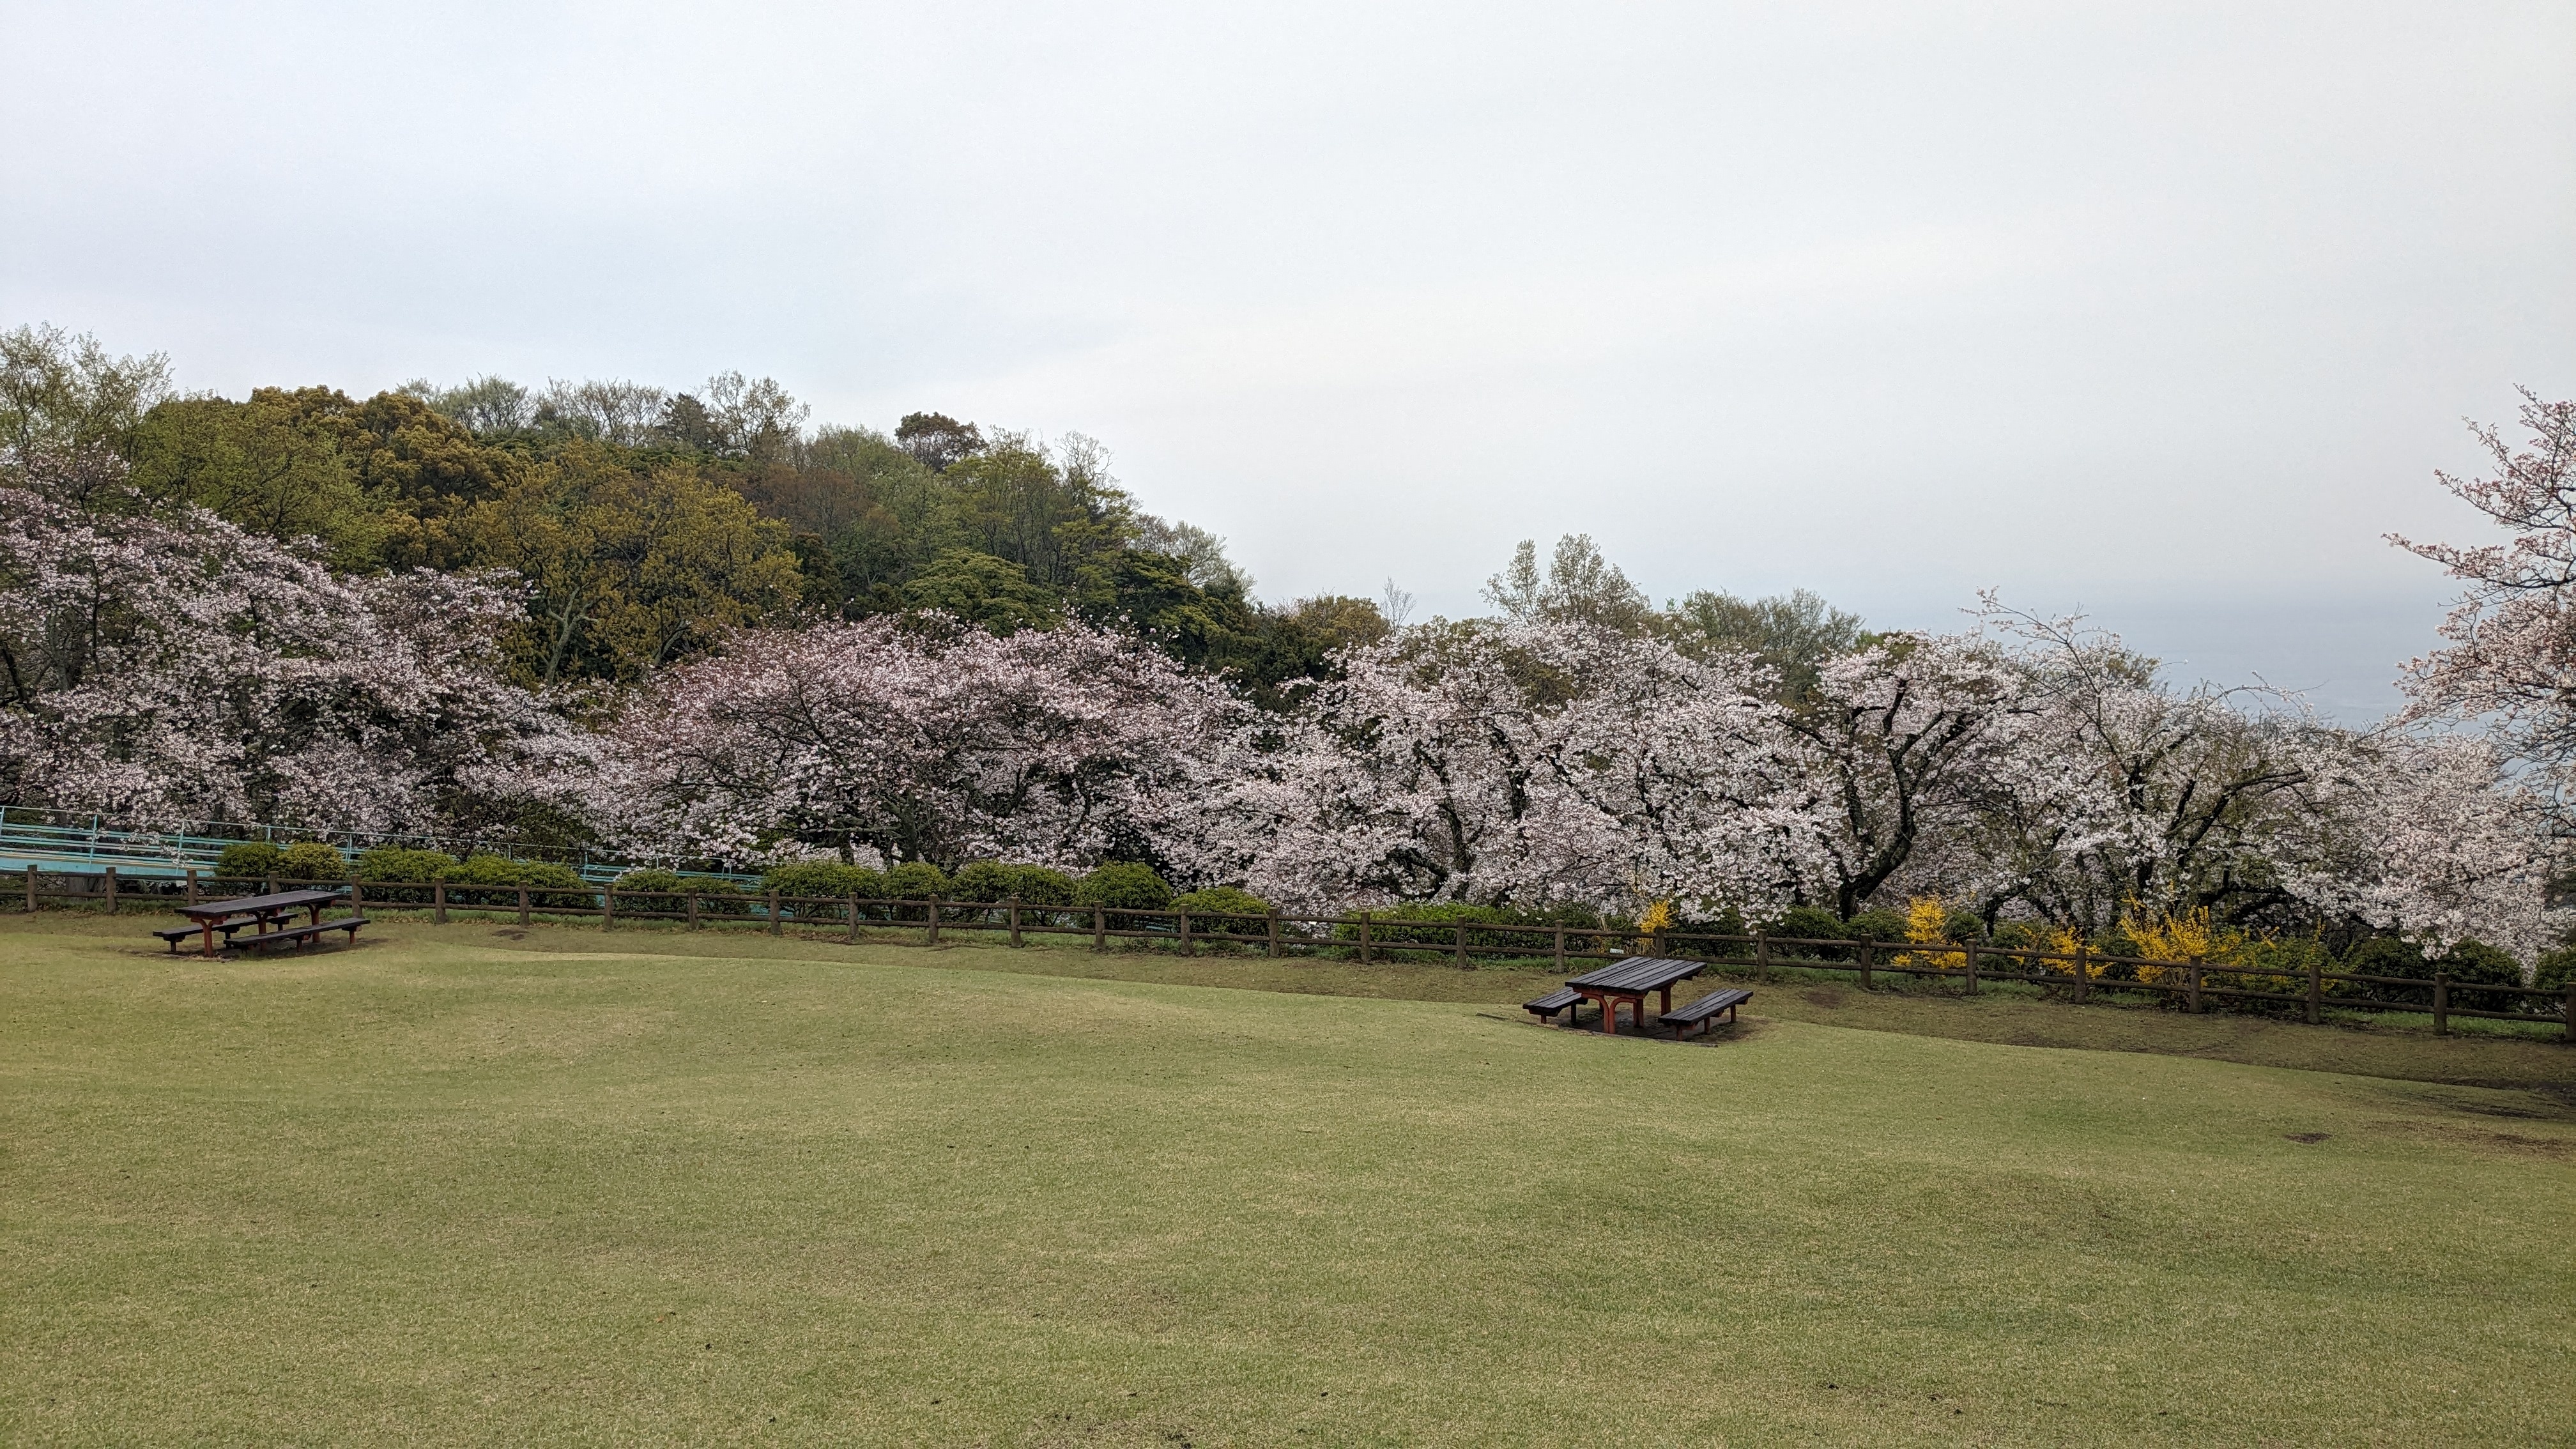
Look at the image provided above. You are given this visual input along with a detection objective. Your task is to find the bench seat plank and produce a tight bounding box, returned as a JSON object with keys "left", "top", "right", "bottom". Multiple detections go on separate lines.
{"left": 1523, "top": 987, "right": 1584, "bottom": 1021}
{"left": 1662, "top": 987, "right": 1751, "bottom": 1036}
{"left": 232, "top": 918, "right": 370, "bottom": 953}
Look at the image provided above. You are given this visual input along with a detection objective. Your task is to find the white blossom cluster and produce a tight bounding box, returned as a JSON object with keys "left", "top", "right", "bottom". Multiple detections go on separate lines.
{"left": 0, "top": 452, "right": 576, "bottom": 834}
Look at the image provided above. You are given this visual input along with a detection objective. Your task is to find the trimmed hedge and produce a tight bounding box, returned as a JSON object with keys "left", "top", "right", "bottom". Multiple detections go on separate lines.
{"left": 1074, "top": 863, "right": 1172, "bottom": 912}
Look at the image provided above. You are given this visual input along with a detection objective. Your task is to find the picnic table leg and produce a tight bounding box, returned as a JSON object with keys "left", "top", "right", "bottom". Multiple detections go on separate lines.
{"left": 1602, "top": 993, "right": 1618, "bottom": 1036}
{"left": 201, "top": 919, "right": 217, "bottom": 958}
{"left": 1659, "top": 985, "right": 1673, "bottom": 1018}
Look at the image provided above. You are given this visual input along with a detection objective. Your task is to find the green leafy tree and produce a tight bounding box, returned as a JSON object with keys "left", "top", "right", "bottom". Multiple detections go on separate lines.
{"left": 464, "top": 444, "right": 806, "bottom": 684}
{"left": 0, "top": 323, "right": 171, "bottom": 465}
{"left": 904, "top": 549, "right": 1062, "bottom": 633}
{"left": 1668, "top": 588, "right": 1871, "bottom": 705}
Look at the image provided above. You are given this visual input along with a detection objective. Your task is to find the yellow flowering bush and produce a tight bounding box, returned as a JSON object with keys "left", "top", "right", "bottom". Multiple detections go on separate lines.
{"left": 1893, "top": 896, "right": 1966, "bottom": 971}
{"left": 1635, "top": 898, "right": 1675, "bottom": 953}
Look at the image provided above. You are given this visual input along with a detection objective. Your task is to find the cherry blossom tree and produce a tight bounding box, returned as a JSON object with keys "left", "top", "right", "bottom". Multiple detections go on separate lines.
{"left": 1782, "top": 626, "right": 2039, "bottom": 918}
{"left": 2278, "top": 732, "right": 2552, "bottom": 960}
{"left": 592, "top": 615, "right": 1252, "bottom": 873}
{"left": 1244, "top": 618, "right": 1818, "bottom": 912}
{"left": 0, "top": 450, "right": 571, "bottom": 832}
{"left": 2389, "top": 390, "right": 2576, "bottom": 803}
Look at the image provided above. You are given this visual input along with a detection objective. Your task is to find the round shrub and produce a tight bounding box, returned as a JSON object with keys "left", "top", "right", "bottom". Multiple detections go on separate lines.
{"left": 277, "top": 841, "right": 348, "bottom": 880}
{"left": 215, "top": 840, "right": 284, "bottom": 880}
{"left": 882, "top": 862, "right": 951, "bottom": 899}
{"left": 2533, "top": 947, "right": 2575, "bottom": 1015}
{"left": 2437, "top": 939, "right": 2527, "bottom": 1014}
{"left": 2342, "top": 936, "right": 2432, "bottom": 1004}
{"left": 1845, "top": 909, "right": 1910, "bottom": 943}
{"left": 1174, "top": 885, "right": 1270, "bottom": 928}
{"left": 1005, "top": 865, "right": 1077, "bottom": 907}
{"left": 947, "top": 861, "right": 1020, "bottom": 903}
{"left": 1174, "top": 885, "right": 1269, "bottom": 916}
{"left": 354, "top": 847, "right": 460, "bottom": 902}
{"left": 1075, "top": 862, "right": 1172, "bottom": 912}
{"left": 611, "top": 868, "right": 689, "bottom": 917}
{"left": 1771, "top": 905, "right": 1848, "bottom": 944}
{"left": 446, "top": 854, "right": 591, "bottom": 908}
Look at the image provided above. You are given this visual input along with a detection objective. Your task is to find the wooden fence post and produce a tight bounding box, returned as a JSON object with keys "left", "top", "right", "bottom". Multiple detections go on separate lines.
{"left": 2563, "top": 975, "right": 2574, "bottom": 1041}
{"left": 103, "top": 866, "right": 118, "bottom": 915}
{"left": 2306, "top": 956, "right": 2322, "bottom": 1024}
{"left": 1963, "top": 939, "right": 1978, "bottom": 994}
{"left": 351, "top": 879, "right": 364, "bottom": 917}
{"left": 1453, "top": 921, "right": 1468, "bottom": 969}
{"left": 1008, "top": 896, "right": 1022, "bottom": 948}
{"left": 1267, "top": 909, "right": 1281, "bottom": 958}
{"left": 602, "top": 887, "right": 615, "bottom": 930}
{"left": 185, "top": 868, "right": 199, "bottom": 905}
{"left": 1755, "top": 932, "right": 1770, "bottom": 983}
{"left": 2433, "top": 971, "right": 2449, "bottom": 1035}
{"left": 768, "top": 889, "right": 783, "bottom": 937}
{"left": 1552, "top": 925, "right": 1567, "bottom": 972}
{"left": 1092, "top": 905, "right": 1105, "bottom": 951}
{"left": 2072, "top": 944, "right": 2089, "bottom": 1004}
{"left": 847, "top": 894, "right": 861, "bottom": 944}
{"left": 1177, "top": 908, "right": 1192, "bottom": 956}
{"left": 268, "top": 875, "right": 279, "bottom": 896}
{"left": 2187, "top": 954, "right": 2203, "bottom": 1013}
{"left": 1858, "top": 937, "right": 1873, "bottom": 991}
{"left": 926, "top": 898, "right": 940, "bottom": 946}
{"left": 25, "top": 863, "right": 36, "bottom": 914}
{"left": 518, "top": 886, "right": 530, "bottom": 927}
{"left": 433, "top": 880, "right": 447, "bottom": 924}
{"left": 1358, "top": 912, "right": 1372, "bottom": 965}
{"left": 687, "top": 892, "right": 700, "bottom": 930}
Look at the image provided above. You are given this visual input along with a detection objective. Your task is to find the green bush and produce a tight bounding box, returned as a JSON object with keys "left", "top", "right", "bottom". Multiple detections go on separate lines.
{"left": 1770, "top": 905, "right": 1848, "bottom": 944}
{"left": 1174, "top": 886, "right": 1272, "bottom": 934}
{"left": 215, "top": 841, "right": 284, "bottom": 880}
{"left": 277, "top": 842, "right": 348, "bottom": 881}
{"left": 762, "top": 861, "right": 885, "bottom": 905}
{"left": 2437, "top": 940, "right": 2527, "bottom": 1015}
{"left": 353, "top": 847, "right": 461, "bottom": 902}
{"left": 1845, "top": 909, "right": 1910, "bottom": 943}
{"left": 1004, "top": 865, "right": 1077, "bottom": 908}
{"left": 947, "top": 861, "right": 1018, "bottom": 903}
{"left": 443, "top": 854, "right": 590, "bottom": 908}
{"left": 1075, "top": 862, "right": 1172, "bottom": 912}
{"left": 883, "top": 861, "right": 951, "bottom": 898}
{"left": 2341, "top": 936, "right": 2431, "bottom": 1004}
{"left": 601, "top": 867, "right": 744, "bottom": 917}
{"left": 1335, "top": 900, "right": 1530, "bottom": 950}
{"left": 2533, "top": 947, "right": 2575, "bottom": 1016}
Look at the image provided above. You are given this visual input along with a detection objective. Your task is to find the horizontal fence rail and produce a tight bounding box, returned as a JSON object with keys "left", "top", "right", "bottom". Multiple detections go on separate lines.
{"left": 13, "top": 866, "right": 2571, "bottom": 1038}
{"left": 0, "top": 809, "right": 753, "bottom": 885}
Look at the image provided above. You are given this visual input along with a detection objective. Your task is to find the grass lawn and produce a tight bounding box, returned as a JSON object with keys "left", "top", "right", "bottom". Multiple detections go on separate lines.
{"left": 4, "top": 914, "right": 2573, "bottom": 1445}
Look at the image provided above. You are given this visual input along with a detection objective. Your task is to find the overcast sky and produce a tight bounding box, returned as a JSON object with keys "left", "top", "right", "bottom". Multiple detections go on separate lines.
{"left": 6, "top": 0, "right": 2572, "bottom": 716}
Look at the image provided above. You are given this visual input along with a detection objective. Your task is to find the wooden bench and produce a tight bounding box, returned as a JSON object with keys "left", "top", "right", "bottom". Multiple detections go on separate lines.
{"left": 1524, "top": 986, "right": 1585, "bottom": 1024}
{"left": 1661, "top": 987, "right": 1751, "bottom": 1038}
{"left": 231, "top": 918, "right": 370, "bottom": 954}
{"left": 154, "top": 917, "right": 261, "bottom": 952}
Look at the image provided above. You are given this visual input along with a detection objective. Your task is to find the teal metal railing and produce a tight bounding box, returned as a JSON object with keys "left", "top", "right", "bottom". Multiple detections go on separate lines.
{"left": 0, "top": 810, "right": 751, "bottom": 885}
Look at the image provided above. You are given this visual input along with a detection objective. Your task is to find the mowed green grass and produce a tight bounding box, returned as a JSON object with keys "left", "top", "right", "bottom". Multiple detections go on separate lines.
{"left": 4, "top": 916, "right": 2572, "bottom": 1446}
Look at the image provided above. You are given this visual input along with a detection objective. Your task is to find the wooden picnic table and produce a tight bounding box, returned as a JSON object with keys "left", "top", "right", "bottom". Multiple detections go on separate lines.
{"left": 1563, "top": 956, "right": 1706, "bottom": 1035}
{"left": 173, "top": 889, "right": 344, "bottom": 958}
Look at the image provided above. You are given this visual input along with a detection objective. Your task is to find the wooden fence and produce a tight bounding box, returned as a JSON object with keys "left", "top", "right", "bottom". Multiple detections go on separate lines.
{"left": 16, "top": 864, "right": 2573, "bottom": 1038}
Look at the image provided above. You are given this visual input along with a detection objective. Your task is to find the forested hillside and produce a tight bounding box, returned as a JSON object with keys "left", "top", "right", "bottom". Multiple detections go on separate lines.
{"left": 6, "top": 323, "right": 2571, "bottom": 983}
